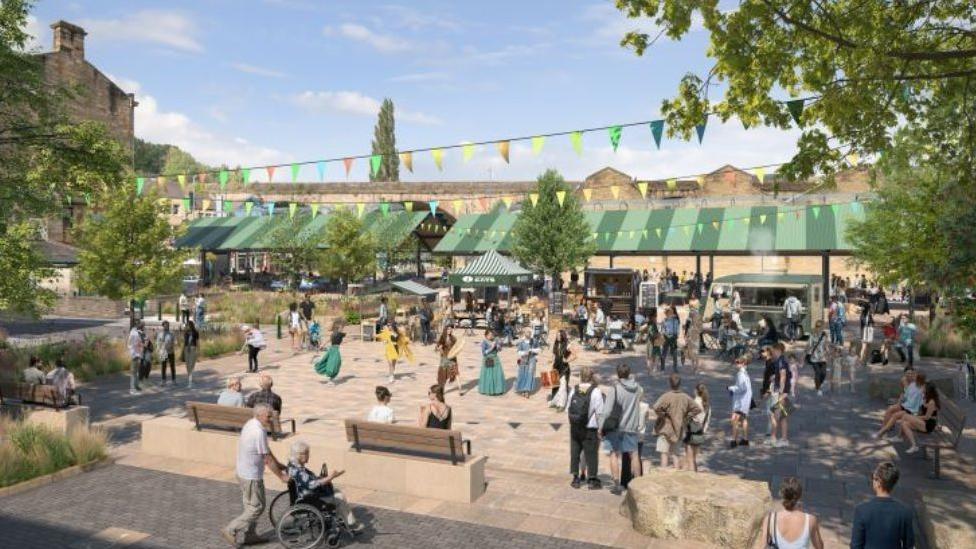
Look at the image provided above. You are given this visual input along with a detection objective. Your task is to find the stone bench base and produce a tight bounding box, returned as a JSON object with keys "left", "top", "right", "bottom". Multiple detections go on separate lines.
{"left": 918, "top": 488, "right": 976, "bottom": 549}
{"left": 141, "top": 416, "right": 486, "bottom": 503}
{"left": 621, "top": 469, "right": 770, "bottom": 548}
{"left": 1, "top": 404, "right": 90, "bottom": 435}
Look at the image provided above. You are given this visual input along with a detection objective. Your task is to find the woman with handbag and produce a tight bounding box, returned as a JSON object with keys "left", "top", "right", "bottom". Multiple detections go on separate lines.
{"left": 807, "top": 321, "right": 830, "bottom": 396}
{"left": 684, "top": 383, "right": 710, "bottom": 472}
{"left": 183, "top": 320, "right": 199, "bottom": 388}
{"left": 548, "top": 330, "right": 576, "bottom": 409}
{"left": 435, "top": 326, "right": 465, "bottom": 395}
{"left": 759, "top": 477, "right": 824, "bottom": 548}
{"left": 478, "top": 330, "right": 506, "bottom": 395}
{"left": 514, "top": 328, "right": 538, "bottom": 397}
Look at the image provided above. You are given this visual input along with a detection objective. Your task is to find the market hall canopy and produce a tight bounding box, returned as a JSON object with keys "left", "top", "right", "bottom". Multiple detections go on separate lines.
{"left": 434, "top": 202, "right": 865, "bottom": 256}
{"left": 176, "top": 210, "right": 441, "bottom": 252}
{"left": 447, "top": 249, "right": 534, "bottom": 287}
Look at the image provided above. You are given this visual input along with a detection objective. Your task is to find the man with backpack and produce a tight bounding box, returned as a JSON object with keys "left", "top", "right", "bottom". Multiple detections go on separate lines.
{"left": 599, "top": 363, "right": 645, "bottom": 494}
{"left": 568, "top": 367, "right": 604, "bottom": 490}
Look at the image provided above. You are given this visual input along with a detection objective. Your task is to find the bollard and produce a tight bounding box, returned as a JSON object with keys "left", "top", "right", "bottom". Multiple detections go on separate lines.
{"left": 276, "top": 314, "right": 282, "bottom": 339}
{"left": 157, "top": 300, "right": 162, "bottom": 321}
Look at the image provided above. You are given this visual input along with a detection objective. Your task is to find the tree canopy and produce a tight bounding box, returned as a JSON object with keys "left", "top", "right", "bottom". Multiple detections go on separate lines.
{"left": 320, "top": 208, "right": 377, "bottom": 284}
{"left": 370, "top": 98, "right": 399, "bottom": 182}
{"left": 266, "top": 212, "right": 327, "bottom": 288}
{"left": 510, "top": 169, "right": 595, "bottom": 279}
{"left": 1, "top": 0, "right": 129, "bottom": 314}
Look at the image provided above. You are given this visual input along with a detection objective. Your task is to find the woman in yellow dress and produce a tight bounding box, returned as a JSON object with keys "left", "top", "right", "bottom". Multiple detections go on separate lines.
{"left": 377, "top": 322, "right": 413, "bottom": 383}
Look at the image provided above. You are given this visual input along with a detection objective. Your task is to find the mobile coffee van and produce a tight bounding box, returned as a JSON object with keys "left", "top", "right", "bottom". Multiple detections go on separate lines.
{"left": 703, "top": 274, "right": 825, "bottom": 339}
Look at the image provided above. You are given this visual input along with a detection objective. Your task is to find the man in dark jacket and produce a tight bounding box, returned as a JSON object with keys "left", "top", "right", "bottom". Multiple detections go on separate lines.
{"left": 850, "top": 462, "right": 915, "bottom": 548}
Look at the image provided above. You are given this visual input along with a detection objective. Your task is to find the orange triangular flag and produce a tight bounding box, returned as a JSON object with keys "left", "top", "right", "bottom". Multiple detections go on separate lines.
{"left": 343, "top": 158, "right": 354, "bottom": 177}
{"left": 265, "top": 166, "right": 275, "bottom": 182}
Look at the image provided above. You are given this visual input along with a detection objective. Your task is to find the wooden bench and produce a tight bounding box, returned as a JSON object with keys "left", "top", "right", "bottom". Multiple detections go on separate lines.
{"left": 916, "top": 391, "right": 967, "bottom": 479}
{"left": 344, "top": 419, "right": 471, "bottom": 465}
{"left": 185, "top": 401, "right": 295, "bottom": 440}
{"left": 0, "top": 381, "right": 79, "bottom": 409}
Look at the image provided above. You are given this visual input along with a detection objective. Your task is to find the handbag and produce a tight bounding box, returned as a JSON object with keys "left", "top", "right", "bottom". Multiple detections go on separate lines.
{"left": 484, "top": 355, "right": 496, "bottom": 368}
{"left": 805, "top": 333, "right": 825, "bottom": 365}
{"left": 540, "top": 369, "right": 558, "bottom": 387}
{"left": 766, "top": 512, "right": 779, "bottom": 549}
{"left": 602, "top": 386, "right": 622, "bottom": 432}
{"left": 768, "top": 396, "right": 795, "bottom": 417}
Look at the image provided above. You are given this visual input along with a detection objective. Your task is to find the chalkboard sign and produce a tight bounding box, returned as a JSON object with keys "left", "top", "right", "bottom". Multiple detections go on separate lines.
{"left": 360, "top": 321, "right": 376, "bottom": 342}
{"left": 639, "top": 282, "right": 658, "bottom": 310}
{"left": 549, "top": 291, "right": 564, "bottom": 315}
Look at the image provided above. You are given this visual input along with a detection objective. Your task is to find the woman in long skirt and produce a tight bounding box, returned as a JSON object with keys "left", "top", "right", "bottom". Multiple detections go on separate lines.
{"left": 478, "top": 330, "right": 506, "bottom": 395}
{"left": 183, "top": 320, "right": 199, "bottom": 388}
{"left": 314, "top": 329, "right": 346, "bottom": 384}
{"left": 435, "top": 326, "right": 464, "bottom": 395}
{"left": 514, "top": 328, "right": 538, "bottom": 397}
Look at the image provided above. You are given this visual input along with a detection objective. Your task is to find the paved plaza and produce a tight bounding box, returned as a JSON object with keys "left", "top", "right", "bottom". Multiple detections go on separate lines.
{"left": 4, "top": 321, "right": 976, "bottom": 547}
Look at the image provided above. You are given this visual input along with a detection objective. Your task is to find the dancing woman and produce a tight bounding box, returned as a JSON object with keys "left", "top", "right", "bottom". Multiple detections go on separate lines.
{"left": 313, "top": 326, "right": 346, "bottom": 384}
{"left": 549, "top": 330, "right": 576, "bottom": 410}
{"left": 435, "top": 326, "right": 465, "bottom": 395}
{"left": 514, "top": 327, "right": 539, "bottom": 397}
{"left": 376, "top": 323, "right": 407, "bottom": 383}
{"left": 478, "top": 330, "right": 506, "bottom": 395}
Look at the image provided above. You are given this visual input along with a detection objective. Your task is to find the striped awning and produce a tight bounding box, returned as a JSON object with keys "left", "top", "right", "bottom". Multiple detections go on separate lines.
{"left": 176, "top": 210, "right": 430, "bottom": 251}
{"left": 447, "top": 249, "right": 533, "bottom": 287}
{"left": 434, "top": 202, "right": 865, "bottom": 255}
{"left": 390, "top": 279, "right": 439, "bottom": 296}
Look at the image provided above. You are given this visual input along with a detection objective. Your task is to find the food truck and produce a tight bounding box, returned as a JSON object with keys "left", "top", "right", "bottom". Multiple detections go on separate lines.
{"left": 703, "top": 274, "right": 824, "bottom": 338}
{"left": 583, "top": 268, "right": 641, "bottom": 318}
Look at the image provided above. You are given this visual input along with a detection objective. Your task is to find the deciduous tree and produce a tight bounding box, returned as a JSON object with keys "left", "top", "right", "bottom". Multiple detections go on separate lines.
{"left": 320, "top": 208, "right": 377, "bottom": 285}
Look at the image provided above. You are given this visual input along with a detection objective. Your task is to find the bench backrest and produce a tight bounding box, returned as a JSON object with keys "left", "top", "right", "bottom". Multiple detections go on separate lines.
{"left": 938, "top": 393, "right": 966, "bottom": 446}
{"left": 0, "top": 381, "right": 65, "bottom": 408}
{"left": 185, "top": 401, "right": 284, "bottom": 434}
{"left": 344, "top": 419, "right": 466, "bottom": 464}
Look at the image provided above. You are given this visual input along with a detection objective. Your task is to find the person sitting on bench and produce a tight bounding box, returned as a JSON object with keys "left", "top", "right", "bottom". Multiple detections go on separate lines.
{"left": 287, "top": 441, "right": 363, "bottom": 533}
{"left": 22, "top": 356, "right": 46, "bottom": 385}
{"left": 45, "top": 358, "right": 77, "bottom": 405}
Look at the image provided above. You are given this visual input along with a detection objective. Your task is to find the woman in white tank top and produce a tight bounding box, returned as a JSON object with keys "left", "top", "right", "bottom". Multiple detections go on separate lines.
{"left": 761, "top": 477, "right": 824, "bottom": 549}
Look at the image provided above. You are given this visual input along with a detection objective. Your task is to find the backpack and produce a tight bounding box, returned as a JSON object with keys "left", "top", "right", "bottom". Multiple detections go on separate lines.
{"left": 567, "top": 385, "right": 594, "bottom": 426}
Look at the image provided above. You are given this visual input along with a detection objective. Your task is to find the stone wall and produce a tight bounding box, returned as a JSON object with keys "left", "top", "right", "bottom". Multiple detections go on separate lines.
{"left": 49, "top": 296, "right": 126, "bottom": 319}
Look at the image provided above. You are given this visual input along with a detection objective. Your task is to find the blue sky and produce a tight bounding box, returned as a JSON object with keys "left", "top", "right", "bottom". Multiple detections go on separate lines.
{"left": 26, "top": 0, "right": 801, "bottom": 182}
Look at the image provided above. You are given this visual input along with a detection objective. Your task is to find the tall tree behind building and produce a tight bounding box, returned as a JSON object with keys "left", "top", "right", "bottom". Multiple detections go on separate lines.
{"left": 370, "top": 98, "right": 399, "bottom": 182}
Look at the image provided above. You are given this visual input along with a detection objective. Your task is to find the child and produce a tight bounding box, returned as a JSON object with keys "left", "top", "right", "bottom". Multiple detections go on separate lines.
{"left": 367, "top": 386, "right": 395, "bottom": 424}
{"left": 728, "top": 355, "right": 753, "bottom": 447}
{"left": 787, "top": 351, "right": 802, "bottom": 400}
{"left": 287, "top": 441, "right": 362, "bottom": 533}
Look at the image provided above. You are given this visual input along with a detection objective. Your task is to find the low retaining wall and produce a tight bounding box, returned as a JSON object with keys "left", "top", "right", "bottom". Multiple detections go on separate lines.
{"left": 141, "top": 416, "right": 486, "bottom": 503}
{"left": 50, "top": 296, "right": 125, "bottom": 319}
{"left": 1, "top": 404, "right": 90, "bottom": 435}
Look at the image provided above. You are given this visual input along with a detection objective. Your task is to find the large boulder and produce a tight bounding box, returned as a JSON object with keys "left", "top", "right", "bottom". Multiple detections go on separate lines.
{"left": 621, "top": 469, "right": 771, "bottom": 547}
{"left": 918, "top": 488, "right": 976, "bottom": 549}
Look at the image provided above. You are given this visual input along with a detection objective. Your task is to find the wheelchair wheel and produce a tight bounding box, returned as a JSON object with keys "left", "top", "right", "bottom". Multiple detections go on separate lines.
{"left": 268, "top": 490, "right": 291, "bottom": 528}
{"left": 326, "top": 532, "right": 341, "bottom": 548}
{"left": 276, "top": 503, "right": 326, "bottom": 549}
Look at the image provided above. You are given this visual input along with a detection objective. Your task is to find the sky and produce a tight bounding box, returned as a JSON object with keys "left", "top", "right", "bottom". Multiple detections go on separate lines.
{"left": 25, "top": 0, "right": 803, "bottom": 183}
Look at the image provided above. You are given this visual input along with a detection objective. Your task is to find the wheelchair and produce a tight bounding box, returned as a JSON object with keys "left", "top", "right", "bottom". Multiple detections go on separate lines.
{"left": 269, "top": 479, "right": 354, "bottom": 549}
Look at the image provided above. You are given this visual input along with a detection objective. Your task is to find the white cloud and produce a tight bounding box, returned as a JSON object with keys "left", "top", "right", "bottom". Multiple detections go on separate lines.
{"left": 378, "top": 5, "right": 461, "bottom": 32}
{"left": 78, "top": 10, "right": 203, "bottom": 53}
{"left": 290, "top": 91, "right": 442, "bottom": 125}
{"left": 323, "top": 23, "right": 413, "bottom": 53}
{"left": 231, "top": 62, "right": 287, "bottom": 78}
{"left": 389, "top": 71, "right": 450, "bottom": 83}
{"left": 21, "top": 15, "right": 46, "bottom": 51}
{"left": 116, "top": 76, "right": 284, "bottom": 168}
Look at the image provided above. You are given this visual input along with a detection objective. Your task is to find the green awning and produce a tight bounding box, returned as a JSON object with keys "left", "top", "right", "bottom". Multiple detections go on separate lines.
{"left": 447, "top": 249, "right": 533, "bottom": 287}
{"left": 434, "top": 202, "right": 865, "bottom": 255}
{"left": 176, "top": 210, "right": 430, "bottom": 252}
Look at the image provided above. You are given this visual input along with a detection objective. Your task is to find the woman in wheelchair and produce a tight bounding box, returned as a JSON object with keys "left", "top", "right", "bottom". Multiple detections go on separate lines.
{"left": 287, "top": 441, "right": 363, "bottom": 534}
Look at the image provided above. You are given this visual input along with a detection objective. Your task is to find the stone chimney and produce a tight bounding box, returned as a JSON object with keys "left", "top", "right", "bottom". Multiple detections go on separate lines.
{"left": 50, "top": 20, "right": 86, "bottom": 59}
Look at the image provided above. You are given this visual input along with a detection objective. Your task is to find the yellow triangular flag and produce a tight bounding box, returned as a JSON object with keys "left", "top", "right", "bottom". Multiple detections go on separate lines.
{"left": 743, "top": 217, "right": 750, "bottom": 225}
{"left": 667, "top": 178, "right": 677, "bottom": 190}
{"left": 157, "top": 176, "right": 166, "bottom": 187}
{"left": 529, "top": 193, "right": 539, "bottom": 207}
{"left": 289, "top": 203, "right": 297, "bottom": 218}
{"left": 431, "top": 149, "right": 444, "bottom": 171}
{"left": 311, "top": 203, "right": 320, "bottom": 217}
{"left": 752, "top": 167, "right": 766, "bottom": 183}
{"left": 452, "top": 199, "right": 463, "bottom": 215}
{"left": 496, "top": 141, "right": 510, "bottom": 163}
{"left": 628, "top": 231, "right": 634, "bottom": 239}
{"left": 846, "top": 153, "right": 860, "bottom": 166}
{"left": 556, "top": 190, "right": 566, "bottom": 206}
{"left": 531, "top": 136, "right": 545, "bottom": 155}
{"left": 503, "top": 196, "right": 513, "bottom": 209}
{"left": 655, "top": 228, "right": 662, "bottom": 238}
{"left": 683, "top": 225, "right": 690, "bottom": 235}
{"left": 462, "top": 143, "right": 475, "bottom": 162}
{"left": 400, "top": 151, "right": 413, "bottom": 172}
{"left": 356, "top": 203, "right": 365, "bottom": 218}
{"left": 610, "top": 185, "right": 620, "bottom": 199}
{"left": 695, "top": 176, "right": 704, "bottom": 188}
{"left": 637, "top": 182, "right": 648, "bottom": 198}
{"left": 201, "top": 199, "right": 211, "bottom": 211}
{"left": 712, "top": 221, "right": 720, "bottom": 230}
{"left": 777, "top": 212, "right": 785, "bottom": 221}
{"left": 583, "top": 188, "right": 592, "bottom": 202}
{"left": 760, "top": 214, "right": 767, "bottom": 224}
{"left": 177, "top": 174, "right": 186, "bottom": 190}
{"left": 405, "top": 201, "right": 413, "bottom": 213}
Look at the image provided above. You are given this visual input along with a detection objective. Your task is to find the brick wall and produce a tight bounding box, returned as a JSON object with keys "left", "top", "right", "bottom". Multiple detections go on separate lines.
{"left": 50, "top": 296, "right": 126, "bottom": 319}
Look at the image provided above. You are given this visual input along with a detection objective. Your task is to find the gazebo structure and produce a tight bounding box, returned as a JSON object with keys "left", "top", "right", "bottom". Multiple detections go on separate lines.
{"left": 447, "top": 249, "right": 534, "bottom": 307}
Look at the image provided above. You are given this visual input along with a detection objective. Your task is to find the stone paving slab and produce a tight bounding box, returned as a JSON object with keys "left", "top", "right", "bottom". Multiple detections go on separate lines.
{"left": 0, "top": 464, "right": 606, "bottom": 549}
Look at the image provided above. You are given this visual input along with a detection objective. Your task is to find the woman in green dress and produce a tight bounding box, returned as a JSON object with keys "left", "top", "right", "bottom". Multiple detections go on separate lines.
{"left": 478, "top": 330, "right": 506, "bottom": 395}
{"left": 314, "top": 328, "right": 346, "bottom": 384}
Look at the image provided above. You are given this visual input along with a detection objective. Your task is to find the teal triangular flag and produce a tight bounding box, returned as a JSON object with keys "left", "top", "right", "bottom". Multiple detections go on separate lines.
{"left": 370, "top": 155, "right": 382, "bottom": 177}
{"left": 380, "top": 202, "right": 389, "bottom": 216}
{"left": 267, "top": 202, "right": 276, "bottom": 216}
{"left": 136, "top": 177, "right": 145, "bottom": 195}
{"left": 649, "top": 120, "right": 664, "bottom": 149}
{"left": 812, "top": 206, "right": 821, "bottom": 219}
{"left": 695, "top": 117, "right": 707, "bottom": 144}
{"left": 316, "top": 161, "right": 326, "bottom": 181}
{"left": 608, "top": 125, "right": 622, "bottom": 152}
{"left": 786, "top": 99, "right": 805, "bottom": 126}
{"left": 429, "top": 200, "right": 438, "bottom": 216}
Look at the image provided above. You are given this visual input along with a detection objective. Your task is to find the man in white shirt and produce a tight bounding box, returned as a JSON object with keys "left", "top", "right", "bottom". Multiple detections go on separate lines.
{"left": 222, "top": 404, "right": 289, "bottom": 547}
{"left": 126, "top": 321, "right": 144, "bottom": 395}
{"left": 22, "top": 357, "right": 46, "bottom": 385}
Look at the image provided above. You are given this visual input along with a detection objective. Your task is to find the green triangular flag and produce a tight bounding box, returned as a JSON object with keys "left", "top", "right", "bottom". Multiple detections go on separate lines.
{"left": 812, "top": 206, "right": 821, "bottom": 218}
{"left": 244, "top": 202, "right": 253, "bottom": 216}
{"left": 267, "top": 202, "right": 276, "bottom": 216}
{"left": 695, "top": 117, "right": 707, "bottom": 144}
{"left": 608, "top": 125, "right": 622, "bottom": 152}
{"left": 223, "top": 200, "right": 232, "bottom": 212}
{"left": 570, "top": 131, "right": 583, "bottom": 156}
{"left": 404, "top": 201, "right": 413, "bottom": 213}
{"left": 380, "top": 202, "right": 389, "bottom": 216}
{"left": 289, "top": 203, "right": 297, "bottom": 218}
{"left": 242, "top": 168, "right": 251, "bottom": 185}
{"left": 696, "top": 222, "right": 703, "bottom": 234}
{"left": 311, "top": 203, "right": 320, "bottom": 217}
{"left": 290, "top": 164, "right": 300, "bottom": 182}
{"left": 182, "top": 197, "right": 190, "bottom": 212}
{"left": 219, "top": 170, "right": 229, "bottom": 190}
{"left": 136, "top": 177, "right": 145, "bottom": 195}
{"left": 370, "top": 155, "right": 382, "bottom": 177}
{"left": 786, "top": 99, "right": 805, "bottom": 126}
{"left": 649, "top": 120, "right": 664, "bottom": 149}
{"left": 742, "top": 119, "right": 750, "bottom": 130}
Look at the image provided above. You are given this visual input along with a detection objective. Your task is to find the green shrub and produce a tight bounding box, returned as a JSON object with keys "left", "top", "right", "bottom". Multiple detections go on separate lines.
{"left": 69, "top": 427, "right": 108, "bottom": 464}
{"left": 0, "top": 419, "right": 109, "bottom": 487}
{"left": 0, "top": 335, "right": 128, "bottom": 383}
{"left": 918, "top": 317, "right": 974, "bottom": 359}
{"left": 199, "top": 328, "right": 245, "bottom": 359}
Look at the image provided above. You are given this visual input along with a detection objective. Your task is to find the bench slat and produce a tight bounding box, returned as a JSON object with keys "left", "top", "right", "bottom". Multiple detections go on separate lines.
{"left": 344, "top": 419, "right": 466, "bottom": 463}
{"left": 185, "top": 401, "right": 289, "bottom": 435}
{"left": 0, "top": 382, "right": 64, "bottom": 408}
{"left": 343, "top": 425, "right": 460, "bottom": 445}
